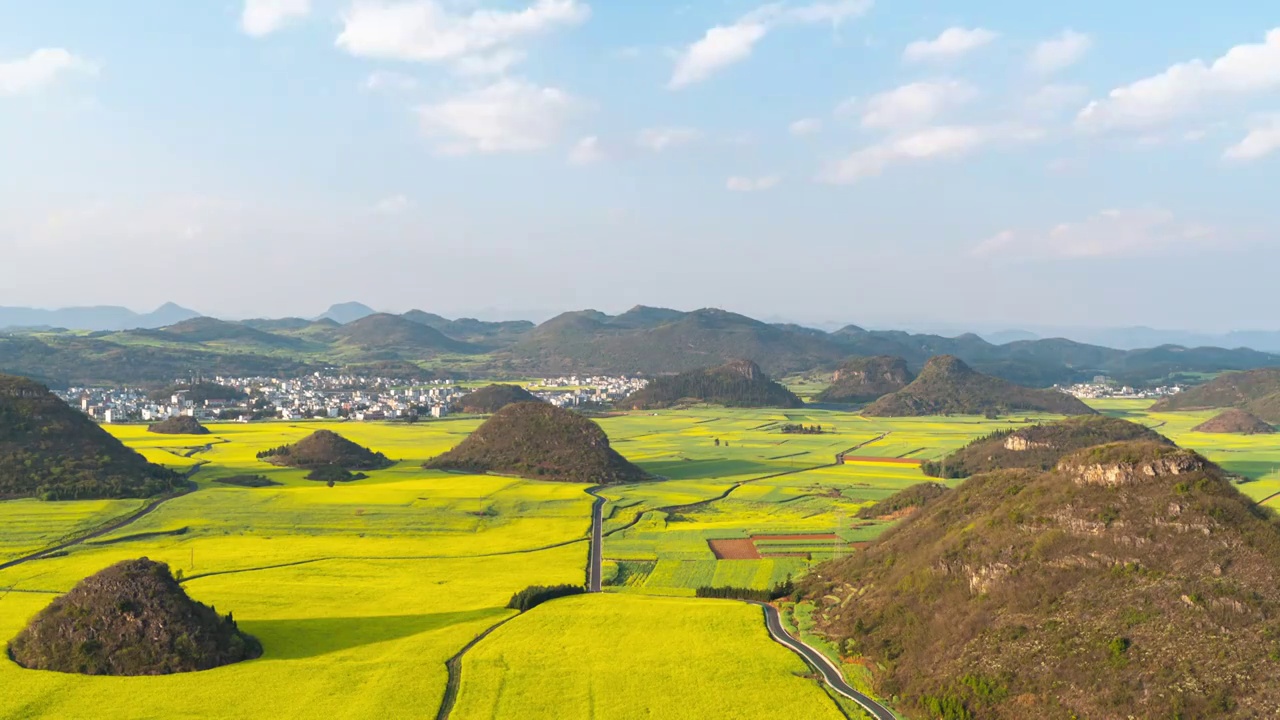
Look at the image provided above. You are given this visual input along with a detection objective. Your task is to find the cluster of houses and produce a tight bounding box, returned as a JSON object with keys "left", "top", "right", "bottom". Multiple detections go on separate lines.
{"left": 1058, "top": 377, "right": 1183, "bottom": 400}
{"left": 57, "top": 372, "right": 649, "bottom": 424}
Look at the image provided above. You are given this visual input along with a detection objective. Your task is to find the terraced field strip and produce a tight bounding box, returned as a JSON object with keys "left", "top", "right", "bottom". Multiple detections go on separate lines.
{"left": 707, "top": 533, "right": 862, "bottom": 561}
{"left": 839, "top": 456, "right": 923, "bottom": 465}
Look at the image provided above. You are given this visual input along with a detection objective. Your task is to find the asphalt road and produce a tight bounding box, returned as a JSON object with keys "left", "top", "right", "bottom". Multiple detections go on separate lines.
{"left": 751, "top": 601, "right": 897, "bottom": 720}
{"left": 587, "top": 491, "right": 605, "bottom": 592}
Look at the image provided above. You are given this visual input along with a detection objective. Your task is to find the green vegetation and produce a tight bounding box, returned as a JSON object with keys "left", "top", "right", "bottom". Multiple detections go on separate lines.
{"left": 9, "top": 557, "right": 261, "bottom": 675}
{"left": 815, "top": 355, "right": 914, "bottom": 404}
{"left": 0, "top": 374, "right": 182, "bottom": 500}
{"left": 1151, "top": 367, "right": 1280, "bottom": 420}
{"left": 622, "top": 359, "right": 804, "bottom": 409}
{"left": 147, "top": 416, "right": 211, "bottom": 435}
{"left": 506, "top": 584, "right": 585, "bottom": 612}
{"left": 256, "top": 429, "right": 393, "bottom": 471}
{"left": 211, "top": 475, "right": 281, "bottom": 488}
{"left": 694, "top": 577, "right": 794, "bottom": 602}
{"left": 455, "top": 383, "right": 541, "bottom": 413}
{"left": 800, "top": 439, "right": 1280, "bottom": 719}
{"left": 923, "top": 416, "right": 1172, "bottom": 478}
{"left": 1193, "top": 408, "right": 1276, "bottom": 434}
{"left": 425, "top": 403, "right": 648, "bottom": 484}
{"left": 863, "top": 355, "right": 1096, "bottom": 417}
{"left": 855, "top": 482, "right": 948, "bottom": 518}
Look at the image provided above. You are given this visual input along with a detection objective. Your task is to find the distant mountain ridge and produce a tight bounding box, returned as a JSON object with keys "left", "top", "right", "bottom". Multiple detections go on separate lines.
{"left": 0, "top": 303, "right": 200, "bottom": 332}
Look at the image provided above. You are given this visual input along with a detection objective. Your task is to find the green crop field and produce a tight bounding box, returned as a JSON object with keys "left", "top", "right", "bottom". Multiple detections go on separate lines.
{"left": 3, "top": 402, "right": 1279, "bottom": 719}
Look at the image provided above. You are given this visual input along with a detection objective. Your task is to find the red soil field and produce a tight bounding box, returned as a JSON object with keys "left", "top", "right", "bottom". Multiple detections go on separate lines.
{"left": 707, "top": 538, "right": 761, "bottom": 560}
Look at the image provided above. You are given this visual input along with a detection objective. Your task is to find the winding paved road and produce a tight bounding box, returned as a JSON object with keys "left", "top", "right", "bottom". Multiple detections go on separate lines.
{"left": 586, "top": 489, "right": 605, "bottom": 592}
{"left": 751, "top": 601, "right": 897, "bottom": 720}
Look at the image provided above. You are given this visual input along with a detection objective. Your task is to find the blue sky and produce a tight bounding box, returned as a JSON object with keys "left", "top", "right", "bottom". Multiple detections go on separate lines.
{"left": 0, "top": 1, "right": 1277, "bottom": 331}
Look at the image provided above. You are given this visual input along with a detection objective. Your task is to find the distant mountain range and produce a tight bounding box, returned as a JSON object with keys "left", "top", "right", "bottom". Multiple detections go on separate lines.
{"left": 2, "top": 302, "right": 1279, "bottom": 389}
{"left": 0, "top": 303, "right": 200, "bottom": 332}
{"left": 975, "top": 326, "right": 1280, "bottom": 353}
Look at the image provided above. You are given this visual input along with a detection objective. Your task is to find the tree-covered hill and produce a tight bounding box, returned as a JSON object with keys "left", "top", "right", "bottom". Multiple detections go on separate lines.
{"left": 1150, "top": 368, "right": 1280, "bottom": 421}
{"left": 424, "top": 403, "right": 647, "bottom": 484}
{"left": 0, "top": 374, "right": 183, "bottom": 500}
{"left": 455, "top": 384, "right": 542, "bottom": 413}
{"left": 621, "top": 360, "right": 804, "bottom": 409}
{"left": 814, "top": 356, "right": 914, "bottom": 404}
{"left": 799, "top": 440, "right": 1280, "bottom": 719}
{"left": 257, "top": 430, "right": 393, "bottom": 471}
{"left": 862, "top": 356, "right": 1095, "bottom": 417}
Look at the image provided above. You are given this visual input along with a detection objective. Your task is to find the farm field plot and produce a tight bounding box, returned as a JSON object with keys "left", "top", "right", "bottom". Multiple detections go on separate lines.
{"left": 0, "top": 498, "right": 147, "bottom": 564}
{"left": 452, "top": 593, "right": 847, "bottom": 720}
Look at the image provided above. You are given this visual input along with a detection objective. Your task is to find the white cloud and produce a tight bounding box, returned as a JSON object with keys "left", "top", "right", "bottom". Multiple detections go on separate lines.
{"left": 637, "top": 127, "right": 701, "bottom": 151}
{"left": 453, "top": 48, "right": 527, "bottom": 76}
{"left": 669, "top": 22, "right": 768, "bottom": 89}
{"left": 861, "top": 80, "right": 977, "bottom": 129}
{"left": 1022, "top": 84, "right": 1089, "bottom": 119}
{"left": 669, "top": 0, "right": 872, "bottom": 89}
{"left": 1078, "top": 28, "right": 1280, "bottom": 130}
{"left": 416, "top": 79, "right": 580, "bottom": 154}
{"left": 726, "top": 175, "right": 780, "bottom": 192}
{"left": 1029, "top": 30, "right": 1092, "bottom": 74}
{"left": 364, "top": 70, "right": 419, "bottom": 92}
{"left": 789, "top": 117, "right": 823, "bottom": 136}
{"left": 0, "top": 48, "right": 97, "bottom": 96}
{"left": 903, "top": 27, "right": 998, "bottom": 63}
{"left": 973, "top": 208, "right": 1216, "bottom": 259}
{"left": 1224, "top": 115, "right": 1280, "bottom": 161}
{"left": 242, "top": 0, "right": 312, "bottom": 37}
{"left": 374, "top": 194, "right": 410, "bottom": 214}
{"left": 821, "top": 124, "right": 1040, "bottom": 183}
{"left": 568, "top": 135, "right": 605, "bottom": 165}
{"left": 337, "top": 0, "right": 588, "bottom": 67}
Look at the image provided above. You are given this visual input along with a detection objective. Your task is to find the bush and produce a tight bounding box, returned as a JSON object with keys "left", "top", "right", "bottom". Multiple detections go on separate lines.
{"left": 694, "top": 578, "right": 795, "bottom": 602}
{"left": 507, "top": 584, "right": 585, "bottom": 612}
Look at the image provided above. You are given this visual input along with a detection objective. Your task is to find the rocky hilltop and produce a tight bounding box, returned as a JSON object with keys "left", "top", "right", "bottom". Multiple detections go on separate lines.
{"left": 9, "top": 558, "right": 261, "bottom": 675}
{"left": 862, "top": 355, "right": 1095, "bottom": 417}
{"left": 0, "top": 374, "right": 183, "bottom": 500}
{"left": 814, "top": 356, "right": 914, "bottom": 404}
{"left": 424, "top": 403, "right": 647, "bottom": 484}
{"left": 799, "top": 439, "right": 1280, "bottom": 719}
{"left": 923, "top": 416, "right": 1172, "bottom": 478}
{"left": 621, "top": 359, "right": 803, "bottom": 409}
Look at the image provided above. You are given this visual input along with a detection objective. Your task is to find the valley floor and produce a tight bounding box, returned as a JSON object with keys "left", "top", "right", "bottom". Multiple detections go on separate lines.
{"left": 1, "top": 402, "right": 1277, "bottom": 719}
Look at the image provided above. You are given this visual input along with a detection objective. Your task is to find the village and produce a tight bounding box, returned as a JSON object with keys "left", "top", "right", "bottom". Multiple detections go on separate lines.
{"left": 57, "top": 373, "right": 649, "bottom": 424}
{"left": 1057, "top": 377, "right": 1183, "bottom": 400}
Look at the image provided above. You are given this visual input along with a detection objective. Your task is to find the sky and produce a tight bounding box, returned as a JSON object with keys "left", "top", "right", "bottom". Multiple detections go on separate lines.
{"left": 1, "top": 1, "right": 1278, "bottom": 331}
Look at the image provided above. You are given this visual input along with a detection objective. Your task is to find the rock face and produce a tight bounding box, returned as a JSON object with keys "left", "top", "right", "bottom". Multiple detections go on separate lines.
{"left": 424, "top": 402, "right": 647, "bottom": 484}
{"left": 256, "top": 430, "right": 392, "bottom": 471}
{"left": 8, "top": 558, "right": 261, "bottom": 676}
{"left": 1193, "top": 409, "right": 1276, "bottom": 435}
{"left": 924, "top": 416, "right": 1172, "bottom": 479}
{"left": 621, "top": 359, "right": 804, "bottom": 409}
{"left": 455, "top": 384, "right": 541, "bottom": 414}
{"left": 0, "top": 374, "right": 183, "bottom": 500}
{"left": 814, "top": 356, "right": 914, "bottom": 404}
{"left": 799, "top": 440, "right": 1280, "bottom": 719}
{"left": 147, "top": 416, "right": 210, "bottom": 435}
{"left": 862, "top": 355, "right": 1096, "bottom": 417}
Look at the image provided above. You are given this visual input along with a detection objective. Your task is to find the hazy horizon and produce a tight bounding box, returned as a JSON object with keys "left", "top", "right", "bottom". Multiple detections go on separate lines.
{"left": 3, "top": 2, "right": 1278, "bottom": 332}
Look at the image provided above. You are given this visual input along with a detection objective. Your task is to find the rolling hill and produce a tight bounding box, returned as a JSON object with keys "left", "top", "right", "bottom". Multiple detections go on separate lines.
{"left": 1193, "top": 409, "right": 1276, "bottom": 434}
{"left": 455, "top": 384, "right": 542, "bottom": 413}
{"left": 424, "top": 403, "right": 647, "bottom": 484}
{"left": 1150, "top": 368, "right": 1280, "bottom": 421}
{"left": 799, "top": 440, "right": 1280, "bottom": 718}
{"left": 921, "top": 416, "right": 1174, "bottom": 478}
{"left": 333, "top": 314, "right": 475, "bottom": 356}
{"left": 0, "top": 374, "right": 183, "bottom": 500}
{"left": 620, "top": 360, "right": 804, "bottom": 409}
{"left": 257, "top": 430, "right": 393, "bottom": 471}
{"left": 813, "top": 356, "right": 914, "bottom": 404}
{"left": 862, "top": 356, "right": 1095, "bottom": 417}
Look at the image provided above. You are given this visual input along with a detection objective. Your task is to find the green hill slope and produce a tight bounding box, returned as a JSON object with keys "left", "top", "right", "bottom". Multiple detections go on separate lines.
{"left": 0, "top": 374, "right": 183, "bottom": 500}
{"left": 621, "top": 360, "right": 803, "bottom": 409}
{"left": 814, "top": 356, "right": 914, "bottom": 404}
{"left": 922, "top": 416, "right": 1172, "bottom": 478}
{"left": 862, "top": 356, "right": 1095, "bottom": 417}
{"left": 1150, "top": 368, "right": 1280, "bottom": 421}
{"left": 424, "top": 403, "right": 647, "bottom": 484}
{"left": 799, "top": 441, "right": 1280, "bottom": 719}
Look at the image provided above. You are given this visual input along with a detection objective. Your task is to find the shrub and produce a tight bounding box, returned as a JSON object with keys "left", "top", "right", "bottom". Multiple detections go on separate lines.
{"left": 507, "top": 584, "right": 585, "bottom": 612}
